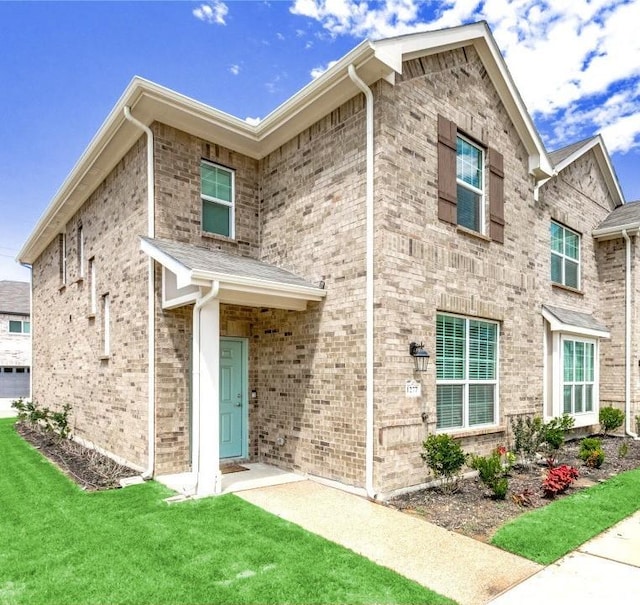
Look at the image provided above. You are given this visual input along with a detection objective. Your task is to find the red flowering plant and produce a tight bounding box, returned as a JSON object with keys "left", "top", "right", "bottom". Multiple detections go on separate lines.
{"left": 542, "top": 464, "right": 579, "bottom": 498}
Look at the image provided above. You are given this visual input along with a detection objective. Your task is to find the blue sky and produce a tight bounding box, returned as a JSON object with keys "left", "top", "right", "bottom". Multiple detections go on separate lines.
{"left": 1, "top": 0, "right": 639, "bottom": 281}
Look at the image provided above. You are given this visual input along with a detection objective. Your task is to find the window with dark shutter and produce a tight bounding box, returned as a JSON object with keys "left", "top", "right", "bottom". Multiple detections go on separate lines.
{"left": 488, "top": 148, "right": 504, "bottom": 243}
{"left": 437, "top": 115, "right": 457, "bottom": 225}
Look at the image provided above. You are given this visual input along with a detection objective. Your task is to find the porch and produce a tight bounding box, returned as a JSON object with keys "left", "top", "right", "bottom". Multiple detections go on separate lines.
{"left": 156, "top": 462, "right": 306, "bottom": 498}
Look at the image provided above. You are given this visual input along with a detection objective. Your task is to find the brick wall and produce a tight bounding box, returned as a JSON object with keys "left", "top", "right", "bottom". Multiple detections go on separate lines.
{"left": 31, "top": 137, "right": 149, "bottom": 469}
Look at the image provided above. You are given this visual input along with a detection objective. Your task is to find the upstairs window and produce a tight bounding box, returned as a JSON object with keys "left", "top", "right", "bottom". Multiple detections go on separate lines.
{"left": 437, "top": 115, "right": 504, "bottom": 242}
{"left": 9, "top": 320, "right": 30, "bottom": 334}
{"left": 456, "top": 136, "right": 484, "bottom": 232}
{"left": 201, "top": 161, "right": 234, "bottom": 238}
{"left": 551, "top": 221, "right": 580, "bottom": 289}
{"left": 436, "top": 314, "right": 499, "bottom": 430}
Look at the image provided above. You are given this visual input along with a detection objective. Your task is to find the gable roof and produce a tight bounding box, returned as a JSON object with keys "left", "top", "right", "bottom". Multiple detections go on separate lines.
{"left": 0, "top": 280, "right": 30, "bottom": 316}
{"left": 548, "top": 135, "right": 624, "bottom": 208}
{"left": 19, "top": 21, "right": 556, "bottom": 266}
{"left": 593, "top": 199, "right": 640, "bottom": 239}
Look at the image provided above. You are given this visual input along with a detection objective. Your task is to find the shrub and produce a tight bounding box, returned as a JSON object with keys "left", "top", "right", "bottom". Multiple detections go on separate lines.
{"left": 469, "top": 446, "right": 512, "bottom": 500}
{"left": 510, "top": 415, "right": 545, "bottom": 466}
{"left": 542, "top": 464, "right": 578, "bottom": 497}
{"left": 579, "top": 437, "right": 605, "bottom": 468}
{"left": 421, "top": 434, "right": 466, "bottom": 492}
{"left": 542, "top": 414, "right": 574, "bottom": 452}
{"left": 618, "top": 441, "right": 629, "bottom": 459}
{"left": 13, "top": 400, "right": 72, "bottom": 440}
{"left": 600, "top": 406, "right": 625, "bottom": 435}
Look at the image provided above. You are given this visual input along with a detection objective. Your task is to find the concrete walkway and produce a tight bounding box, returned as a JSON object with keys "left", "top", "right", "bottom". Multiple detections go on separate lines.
{"left": 490, "top": 510, "right": 640, "bottom": 603}
{"left": 238, "top": 480, "right": 541, "bottom": 605}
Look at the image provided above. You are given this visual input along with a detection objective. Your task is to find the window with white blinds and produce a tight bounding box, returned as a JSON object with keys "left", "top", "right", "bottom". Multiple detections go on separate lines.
{"left": 436, "top": 314, "right": 499, "bottom": 430}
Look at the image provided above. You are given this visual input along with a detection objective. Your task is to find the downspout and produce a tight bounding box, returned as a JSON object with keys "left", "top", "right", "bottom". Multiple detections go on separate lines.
{"left": 621, "top": 230, "right": 639, "bottom": 438}
{"left": 192, "top": 281, "right": 220, "bottom": 494}
{"left": 123, "top": 106, "right": 157, "bottom": 477}
{"left": 348, "top": 64, "right": 376, "bottom": 499}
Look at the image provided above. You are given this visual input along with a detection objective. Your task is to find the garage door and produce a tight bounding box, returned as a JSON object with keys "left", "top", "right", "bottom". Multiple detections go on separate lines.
{"left": 0, "top": 367, "right": 30, "bottom": 399}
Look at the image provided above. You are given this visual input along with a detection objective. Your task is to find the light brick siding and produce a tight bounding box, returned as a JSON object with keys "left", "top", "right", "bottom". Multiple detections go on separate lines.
{"left": 29, "top": 43, "right": 629, "bottom": 494}
{"left": 31, "top": 138, "right": 149, "bottom": 469}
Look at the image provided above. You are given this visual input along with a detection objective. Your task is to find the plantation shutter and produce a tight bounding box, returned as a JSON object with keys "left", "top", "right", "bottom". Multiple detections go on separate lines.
{"left": 488, "top": 148, "right": 505, "bottom": 243}
{"left": 437, "top": 115, "right": 457, "bottom": 225}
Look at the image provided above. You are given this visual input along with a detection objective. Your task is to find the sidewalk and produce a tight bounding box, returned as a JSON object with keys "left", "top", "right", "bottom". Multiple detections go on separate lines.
{"left": 238, "top": 480, "right": 541, "bottom": 605}
{"left": 238, "top": 479, "right": 640, "bottom": 605}
{"left": 489, "top": 510, "right": 640, "bottom": 603}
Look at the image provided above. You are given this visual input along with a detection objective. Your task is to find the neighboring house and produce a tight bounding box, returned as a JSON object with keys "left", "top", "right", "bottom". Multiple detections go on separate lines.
{"left": 0, "top": 280, "right": 31, "bottom": 412}
{"left": 18, "top": 22, "right": 634, "bottom": 498}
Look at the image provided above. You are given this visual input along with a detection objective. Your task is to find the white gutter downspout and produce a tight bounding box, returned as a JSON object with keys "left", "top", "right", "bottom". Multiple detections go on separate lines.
{"left": 123, "top": 106, "right": 157, "bottom": 477}
{"left": 621, "top": 230, "right": 639, "bottom": 439}
{"left": 348, "top": 64, "right": 376, "bottom": 499}
{"left": 192, "top": 281, "right": 220, "bottom": 494}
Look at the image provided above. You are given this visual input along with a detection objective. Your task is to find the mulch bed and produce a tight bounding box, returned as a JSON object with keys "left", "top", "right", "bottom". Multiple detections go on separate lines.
{"left": 16, "top": 421, "right": 139, "bottom": 491}
{"left": 387, "top": 435, "right": 640, "bottom": 542}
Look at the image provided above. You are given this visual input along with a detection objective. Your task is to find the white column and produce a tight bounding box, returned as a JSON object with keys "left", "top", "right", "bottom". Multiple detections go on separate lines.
{"left": 196, "top": 298, "right": 222, "bottom": 496}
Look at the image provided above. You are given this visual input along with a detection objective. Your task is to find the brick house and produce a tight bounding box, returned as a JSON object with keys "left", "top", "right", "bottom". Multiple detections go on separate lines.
{"left": 0, "top": 280, "right": 31, "bottom": 412}
{"left": 18, "top": 22, "right": 634, "bottom": 498}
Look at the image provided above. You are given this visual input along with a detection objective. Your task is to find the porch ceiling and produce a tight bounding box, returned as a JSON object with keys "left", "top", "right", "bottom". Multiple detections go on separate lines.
{"left": 140, "top": 236, "right": 326, "bottom": 311}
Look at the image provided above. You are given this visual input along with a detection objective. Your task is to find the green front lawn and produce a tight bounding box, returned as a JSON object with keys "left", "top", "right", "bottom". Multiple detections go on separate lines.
{"left": 0, "top": 419, "right": 453, "bottom": 604}
{"left": 491, "top": 467, "right": 640, "bottom": 564}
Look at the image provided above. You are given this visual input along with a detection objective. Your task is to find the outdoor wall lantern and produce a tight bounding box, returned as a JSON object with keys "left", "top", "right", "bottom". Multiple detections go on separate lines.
{"left": 409, "top": 342, "right": 430, "bottom": 372}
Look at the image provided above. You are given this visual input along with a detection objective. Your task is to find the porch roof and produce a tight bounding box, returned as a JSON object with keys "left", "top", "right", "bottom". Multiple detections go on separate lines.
{"left": 542, "top": 304, "right": 610, "bottom": 339}
{"left": 140, "top": 236, "right": 326, "bottom": 311}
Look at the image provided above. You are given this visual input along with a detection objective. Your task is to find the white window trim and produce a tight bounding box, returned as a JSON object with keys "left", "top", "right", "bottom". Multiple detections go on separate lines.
{"left": 89, "top": 258, "right": 96, "bottom": 315}
{"left": 456, "top": 134, "right": 485, "bottom": 234}
{"left": 78, "top": 225, "right": 84, "bottom": 278}
{"left": 60, "top": 232, "right": 67, "bottom": 286}
{"left": 548, "top": 331, "right": 599, "bottom": 428}
{"left": 551, "top": 221, "right": 581, "bottom": 289}
{"left": 102, "top": 294, "right": 110, "bottom": 357}
{"left": 436, "top": 313, "right": 500, "bottom": 431}
{"left": 201, "top": 160, "right": 235, "bottom": 239}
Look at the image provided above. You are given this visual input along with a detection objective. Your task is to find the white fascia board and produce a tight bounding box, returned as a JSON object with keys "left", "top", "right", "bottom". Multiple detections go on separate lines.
{"left": 592, "top": 224, "right": 640, "bottom": 240}
{"left": 191, "top": 269, "right": 326, "bottom": 301}
{"left": 17, "top": 80, "right": 143, "bottom": 265}
{"left": 541, "top": 307, "right": 610, "bottom": 339}
{"left": 554, "top": 136, "right": 625, "bottom": 207}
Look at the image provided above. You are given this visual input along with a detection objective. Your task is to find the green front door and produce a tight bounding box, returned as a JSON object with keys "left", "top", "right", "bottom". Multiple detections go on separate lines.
{"left": 219, "top": 339, "right": 246, "bottom": 459}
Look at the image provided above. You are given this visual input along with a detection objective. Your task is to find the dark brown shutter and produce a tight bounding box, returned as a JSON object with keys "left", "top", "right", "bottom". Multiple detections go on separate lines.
{"left": 488, "top": 148, "right": 505, "bottom": 243}
{"left": 437, "top": 115, "right": 457, "bottom": 225}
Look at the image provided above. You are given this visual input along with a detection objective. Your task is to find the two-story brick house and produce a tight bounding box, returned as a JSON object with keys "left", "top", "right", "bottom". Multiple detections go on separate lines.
{"left": 0, "top": 280, "right": 31, "bottom": 414}
{"left": 18, "top": 22, "right": 633, "bottom": 498}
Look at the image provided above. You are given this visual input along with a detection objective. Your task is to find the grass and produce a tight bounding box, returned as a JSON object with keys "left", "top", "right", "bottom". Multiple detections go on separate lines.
{"left": 491, "top": 467, "right": 640, "bottom": 564}
{"left": 0, "top": 418, "right": 453, "bottom": 605}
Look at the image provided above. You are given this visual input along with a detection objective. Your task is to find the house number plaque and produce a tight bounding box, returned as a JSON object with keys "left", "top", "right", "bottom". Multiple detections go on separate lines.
{"left": 405, "top": 380, "right": 421, "bottom": 398}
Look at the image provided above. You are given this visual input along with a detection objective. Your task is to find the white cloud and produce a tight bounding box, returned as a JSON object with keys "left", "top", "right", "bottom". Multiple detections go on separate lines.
{"left": 276, "top": 32, "right": 285, "bottom": 40}
{"left": 229, "top": 64, "right": 240, "bottom": 75}
{"left": 245, "top": 117, "right": 262, "bottom": 126}
{"left": 310, "top": 59, "right": 338, "bottom": 79}
{"left": 290, "top": 0, "right": 640, "bottom": 153}
{"left": 193, "top": 1, "right": 228, "bottom": 25}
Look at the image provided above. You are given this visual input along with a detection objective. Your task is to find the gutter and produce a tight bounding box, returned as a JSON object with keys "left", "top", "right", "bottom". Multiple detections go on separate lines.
{"left": 123, "top": 106, "right": 157, "bottom": 478}
{"left": 348, "top": 64, "right": 376, "bottom": 500}
{"left": 621, "top": 230, "right": 639, "bottom": 439}
{"left": 192, "top": 281, "right": 220, "bottom": 495}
